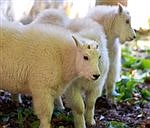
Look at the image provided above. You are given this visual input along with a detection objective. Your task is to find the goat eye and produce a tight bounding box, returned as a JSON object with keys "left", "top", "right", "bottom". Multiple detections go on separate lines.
{"left": 88, "top": 45, "right": 90, "bottom": 49}
{"left": 83, "top": 56, "right": 89, "bottom": 60}
{"left": 126, "top": 19, "right": 130, "bottom": 24}
{"left": 99, "top": 55, "right": 101, "bottom": 59}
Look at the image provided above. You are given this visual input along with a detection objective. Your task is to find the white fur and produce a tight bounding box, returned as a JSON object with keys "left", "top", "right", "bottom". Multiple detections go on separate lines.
{"left": 31, "top": 8, "right": 69, "bottom": 27}
{"left": 31, "top": 9, "right": 109, "bottom": 128}
{"left": 87, "top": 4, "right": 136, "bottom": 99}
{"left": 0, "top": 22, "right": 101, "bottom": 128}
{"left": 65, "top": 18, "right": 109, "bottom": 128}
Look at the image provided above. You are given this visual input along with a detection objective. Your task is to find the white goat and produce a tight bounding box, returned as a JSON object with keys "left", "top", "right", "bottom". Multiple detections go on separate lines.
{"left": 65, "top": 18, "right": 109, "bottom": 128}
{"left": 31, "top": 9, "right": 109, "bottom": 128}
{"left": 0, "top": 22, "right": 101, "bottom": 128}
{"left": 87, "top": 3, "right": 136, "bottom": 99}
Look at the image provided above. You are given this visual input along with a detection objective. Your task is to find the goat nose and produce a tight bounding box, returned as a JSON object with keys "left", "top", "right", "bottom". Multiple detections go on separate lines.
{"left": 133, "top": 35, "right": 136, "bottom": 39}
{"left": 93, "top": 74, "right": 100, "bottom": 80}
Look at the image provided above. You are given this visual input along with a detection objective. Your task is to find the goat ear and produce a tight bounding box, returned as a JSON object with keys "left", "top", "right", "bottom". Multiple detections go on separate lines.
{"left": 118, "top": 3, "right": 123, "bottom": 14}
{"left": 72, "top": 35, "right": 81, "bottom": 48}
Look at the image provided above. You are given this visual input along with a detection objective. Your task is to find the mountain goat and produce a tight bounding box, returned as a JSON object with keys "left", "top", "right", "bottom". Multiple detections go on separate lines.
{"left": 87, "top": 4, "right": 136, "bottom": 100}
{"left": 31, "top": 9, "right": 109, "bottom": 128}
{"left": 0, "top": 22, "right": 101, "bottom": 128}
{"left": 65, "top": 18, "right": 109, "bottom": 128}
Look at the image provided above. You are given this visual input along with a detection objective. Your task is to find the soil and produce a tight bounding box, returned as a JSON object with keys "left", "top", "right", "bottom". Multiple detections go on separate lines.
{"left": 0, "top": 82, "right": 150, "bottom": 128}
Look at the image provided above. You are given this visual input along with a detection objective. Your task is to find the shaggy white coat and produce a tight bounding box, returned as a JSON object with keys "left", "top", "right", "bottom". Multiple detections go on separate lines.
{"left": 31, "top": 9, "right": 109, "bottom": 128}
{"left": 65, "top": 18, "right": 109, "bottom": 128}
{"left": 31, "top": 8, "right": 69, "bottom": 27}
{"left": 0, "top": 22, "right": 101, "bottom": 128}
{"left": 87, "top": 4, "right": 136, "bottom": 99}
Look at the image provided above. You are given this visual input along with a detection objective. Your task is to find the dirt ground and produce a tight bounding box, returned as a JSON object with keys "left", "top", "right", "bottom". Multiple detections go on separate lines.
{"left": 0, "top": 82, "right": 150, "bottom": 128}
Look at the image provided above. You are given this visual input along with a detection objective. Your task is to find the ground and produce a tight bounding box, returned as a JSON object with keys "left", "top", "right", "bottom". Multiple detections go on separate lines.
{"left": 0, "top": 84, "right": 150, "bottom": 128}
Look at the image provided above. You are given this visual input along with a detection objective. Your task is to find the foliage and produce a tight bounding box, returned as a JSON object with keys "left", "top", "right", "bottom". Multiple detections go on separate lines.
{"left": 116, "top": 46, "right": 150, "bottom": 104}
{"left": 141, "top": 88, "right": 150, "bottom": 101}
{"left": 116, "top": 78, "right": 139, "bottom": 102}
{"left": 17, "top": 108, "right": 39, "bottom": 128}
{"left": 0, "top": 107, "right": 39, "bottom": 128}
{"left": 116, "top": 77, "right": 150, "bottom": 103}
{"left": 52, "top": 107, "right": 73, "bottom": 123}
{"left": 107, "top": 121, "right": 129, "bottom": 128}
{"left": 122, "top": 48, "right": 150, "bottom": 70}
